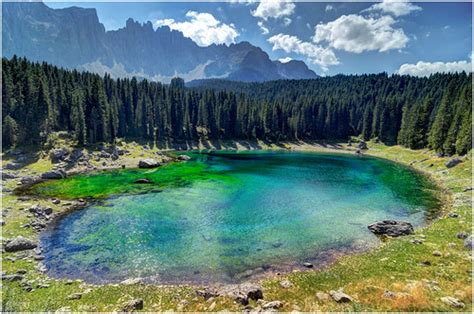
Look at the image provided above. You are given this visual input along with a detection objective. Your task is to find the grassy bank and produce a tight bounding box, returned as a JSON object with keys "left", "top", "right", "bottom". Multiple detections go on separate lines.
{"left": 1, "top": 141, "right": 472, "bottom": 311}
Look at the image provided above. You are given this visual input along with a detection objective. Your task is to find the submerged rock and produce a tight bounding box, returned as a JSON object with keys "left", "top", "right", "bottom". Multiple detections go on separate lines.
{"left": 368, "top": 220, "right": 414, "bottom": 237}
{"left": 138, "top": 159, "right": 160, "bottom": 169}
{"left": 4, "top": 236, "right": 37, "bottom": 252}
{"left": 177, "top": 155, "right": 191, "bottom": 161}
{"left": 133, "top": 178, "right": 153, "bottom": 184}
{"left": 445, "top": 158, "right": 462, "bottom": 168}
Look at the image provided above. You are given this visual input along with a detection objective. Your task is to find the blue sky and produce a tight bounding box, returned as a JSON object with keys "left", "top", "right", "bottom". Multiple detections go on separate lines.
{"left": 46, "top": 1, "right": 472, "bottom": 76}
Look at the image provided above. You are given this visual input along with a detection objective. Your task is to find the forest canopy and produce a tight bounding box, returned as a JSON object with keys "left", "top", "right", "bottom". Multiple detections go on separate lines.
{"left": 2, "top": 56, "right": 472, "bottom": 155}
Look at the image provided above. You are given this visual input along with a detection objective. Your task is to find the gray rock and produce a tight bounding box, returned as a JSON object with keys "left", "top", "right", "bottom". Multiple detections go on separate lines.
{"left": 5, "top": 162, "right": 22, "bottom": 170}
{"left": 383, "top": 290, "right": 396, "bottom": 298}
{"left": 432, "top": 250, "right": 442, "bottom": 257}
{"left": 463, "top": 187, "right": 473, "bottom": 192}
{"left": 464, "top": 235, "right": 472, "bottom": 249}
{"left": 20, "top": 176, "right": 41, "bottom": 185}
{"left": 66, "top": 293, "right": 82, "bottom": 300}
{"left": 1, "top": 274, "right": 24, "bottom": 281}
{"left": 329, "top": 290, "right": 353, "bottom": 303}
{"left": 262, "top": 301, "right": 283, "bottom": 310}
{"left": 239, "top": 283, "right": 264, "bottom": 301}
{"left": 120, "top": 299, "right": 144, "bottom": 312}
{"left": 445, "top": 158, "right": 462, "bottom": 168}
{"left": 2, "top": 171, "right": 18, "bottom": 180}
{"left": 4, "top": 236, "right": 37, "bottom": 252}
{"left": 368, "top": 220, "right": 414, "bottom": 237}
{"left": 448, "top": 212, "right": 459, "bottom": 218}
{"left": 196, "top": 289, "right": 219, "bottom": 300}
{"left": 177, "top": 155, "right": 191, "bottom": 161}
{"left": 358, "top": 141, "right": 368, "bottom": 150}
{"left": 41, "top": 170, "right": 66, "bottom": 180}
{"left": 50, "top": 148, "right": 69, "bottom": 163}
{"left": 279, "top": 279, "right": 293, "bottom": 288}
{"left": 411, "top": 239, "right": 424, "bottom": 245}
{"left": 456, "top": 232, "right": 468, "bottom": 239}
{"left": 138, "top": 159, "right": 160, "bottom": 169}
{"left": 303, "top": 262, "right": 313, "bottom": 268}
{"left": 440, "top": 296, "right": 465, "bottom": 308}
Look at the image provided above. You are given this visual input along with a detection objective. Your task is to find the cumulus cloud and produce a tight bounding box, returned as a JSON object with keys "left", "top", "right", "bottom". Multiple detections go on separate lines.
{"left": 314, "top": 14, "right": 409, "bottom": 53}
{"left": 268, "top": 33, "right": 339, "bottom": 70}
{"left": 252, "top": 0, "right": 295, "bottom": 20}
{"left": 278, "top": 57, "right": 293, "bottom": 63}
{"left": 257, "top": 21, "right": 270, "bottom": 35}
{"left": 364, "top": 0, "right": 421, "bottom": 17}
{"left": 397, "top": 60, "right": 472, "bottom": 77}
{"left": 154, "top": 11, "right": 239, "bottom": 46}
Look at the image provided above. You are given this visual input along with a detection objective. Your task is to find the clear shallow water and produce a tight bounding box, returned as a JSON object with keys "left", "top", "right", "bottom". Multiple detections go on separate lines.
{"left": 38, "top": 151, "right": 440, "bottom": 284}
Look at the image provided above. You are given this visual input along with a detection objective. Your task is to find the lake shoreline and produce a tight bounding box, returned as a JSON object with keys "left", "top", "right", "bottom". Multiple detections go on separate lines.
{"left": 1, "top": 140, "right": 471, "bottom": 311}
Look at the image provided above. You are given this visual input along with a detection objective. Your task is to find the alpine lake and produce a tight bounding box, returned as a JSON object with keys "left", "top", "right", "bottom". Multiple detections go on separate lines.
{"left": 28, "top": 150, "right": 441, "bottom": 284}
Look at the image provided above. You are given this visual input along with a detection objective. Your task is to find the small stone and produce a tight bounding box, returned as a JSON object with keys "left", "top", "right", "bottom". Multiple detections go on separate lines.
{"left": 383, "top": 290, "right": 396, "bottom": 298}
{"left": 262, "top": 301, "right": 283, "bottom": 310}
{"left": 411, "top": 239, "right": 424, "bottom": 245}
{"left": 329, "top": 290, "right": 353, "bottom": 303}
{"left": 440, "top": 296, "right": 465, "bottom": 308}
{"left": 52, "top": 199, "right": 61, "bottom": 205}
{"left": 448, "top": 212, "right": 459, "bottom": 218}
{"left": 279, "top": 279, "right": 293, "bottom": 288}
{"left": 120, "top": 299, "right": 144, "bottom": 312}
{"left": 316, "top": 292, "right": 330, "bottom": 301}
{"left": 432, "top": 250, "right": 442, "bottom": 257}
{"left": 17, "top": 269, "right": 27, "bottom": 274}
{"left": 177, "top": 155, "right": 191, "bottom": 161}
{"left": 138, "top": 159, "right": 160, "bottom": 169}
{"left": 456, "top": 232, "right": 468, "bottom": 239}
{"left": 121, "top": 278, "right": 143, "bottom": 285}
{"left": 38, "top": 284, "right": 50, "bottom": 289}
{"left": 303, "top": 262, "right": 313, "bottom": 268}
{"left": 66, "top": 293, "right": 82, "bottom": 300}
{"left": 1, "top": 274, "right": 24, "bottom": 281}
{"left": 420, "top": 260, "right": 431, "bottom": 266}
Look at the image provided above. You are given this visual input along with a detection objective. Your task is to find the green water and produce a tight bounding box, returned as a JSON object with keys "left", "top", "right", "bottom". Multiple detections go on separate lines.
{"left": 38, "top": 151, "right": 440, "bottom": 284}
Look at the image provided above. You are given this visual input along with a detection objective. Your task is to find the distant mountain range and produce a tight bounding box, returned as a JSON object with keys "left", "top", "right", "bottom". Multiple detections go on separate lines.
{"left": 2, "top": 1, "right": 318, "bottom": 83}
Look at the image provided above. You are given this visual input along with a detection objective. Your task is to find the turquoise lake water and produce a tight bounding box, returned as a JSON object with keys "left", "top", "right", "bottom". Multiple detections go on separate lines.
{"left": 40, "top": 151, "right": 439, "bottom": 284}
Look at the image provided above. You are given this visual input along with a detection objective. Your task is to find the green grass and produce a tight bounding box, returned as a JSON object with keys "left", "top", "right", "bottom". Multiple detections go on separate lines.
{"left": 1, "top": 142, "right": 472, "bottom": 311}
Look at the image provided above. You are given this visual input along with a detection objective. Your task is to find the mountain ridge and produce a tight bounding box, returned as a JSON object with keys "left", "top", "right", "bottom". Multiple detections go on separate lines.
{"left": 2, "top": 1, "right": 318, "bottom": 82}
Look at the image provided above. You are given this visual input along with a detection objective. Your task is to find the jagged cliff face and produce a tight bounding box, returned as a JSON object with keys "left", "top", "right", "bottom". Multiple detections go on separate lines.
{"left": 3, "top": 2, "right": 318, "bottom": 82}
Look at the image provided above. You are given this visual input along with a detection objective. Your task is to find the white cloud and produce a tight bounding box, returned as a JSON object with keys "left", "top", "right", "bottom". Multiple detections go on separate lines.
{"left": 154, "top": 11, "right": 239, "bottom": 46}
{"left": 314, "top": 14, "right": 409, "bottom": 53}
{"left": 325, "top": 5, "right": 334, "bottom": 12}
{"left": 364, "top": 0, "right": 421, "bottom": 17}
{"left": 278, "top": 57, "right": 293, "bottom": 63}
{"left": 257, "top": 21, "right": 270, "bottom": 35}
{"left": 397, "top": 60, "right": 472, "bottom": 77}
{"left": 268, "top": 33, "right": 339, "bottom": 71}
{"left": 283, "top": 17, "right": 292, "bottom": 26}
{"left": 252, "top": 0, "right": 295, "bottom": 20}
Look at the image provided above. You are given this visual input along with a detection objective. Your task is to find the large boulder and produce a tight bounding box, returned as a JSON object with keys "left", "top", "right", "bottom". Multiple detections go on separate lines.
{"left": 445, "top": 158, "right": 462, "bottom": 168}
{"left": 368, "top": 220, "right": 414, "bottom": 237}
{"left": 138, "top": 159, "right": 160, "bottom": 169}
{"left": 5, "top": 162, "right": 22, "bottom": 170}
{"left": 41, "top": 169, "right": 67, "bottom": 179}
{"left": 4, "top": 236, "right": 37, "bottom": 252}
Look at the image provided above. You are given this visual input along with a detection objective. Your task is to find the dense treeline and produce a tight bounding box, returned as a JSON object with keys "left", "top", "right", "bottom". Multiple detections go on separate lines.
{"left": 2, "top": 56, "right": 472, "bottom": 155}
